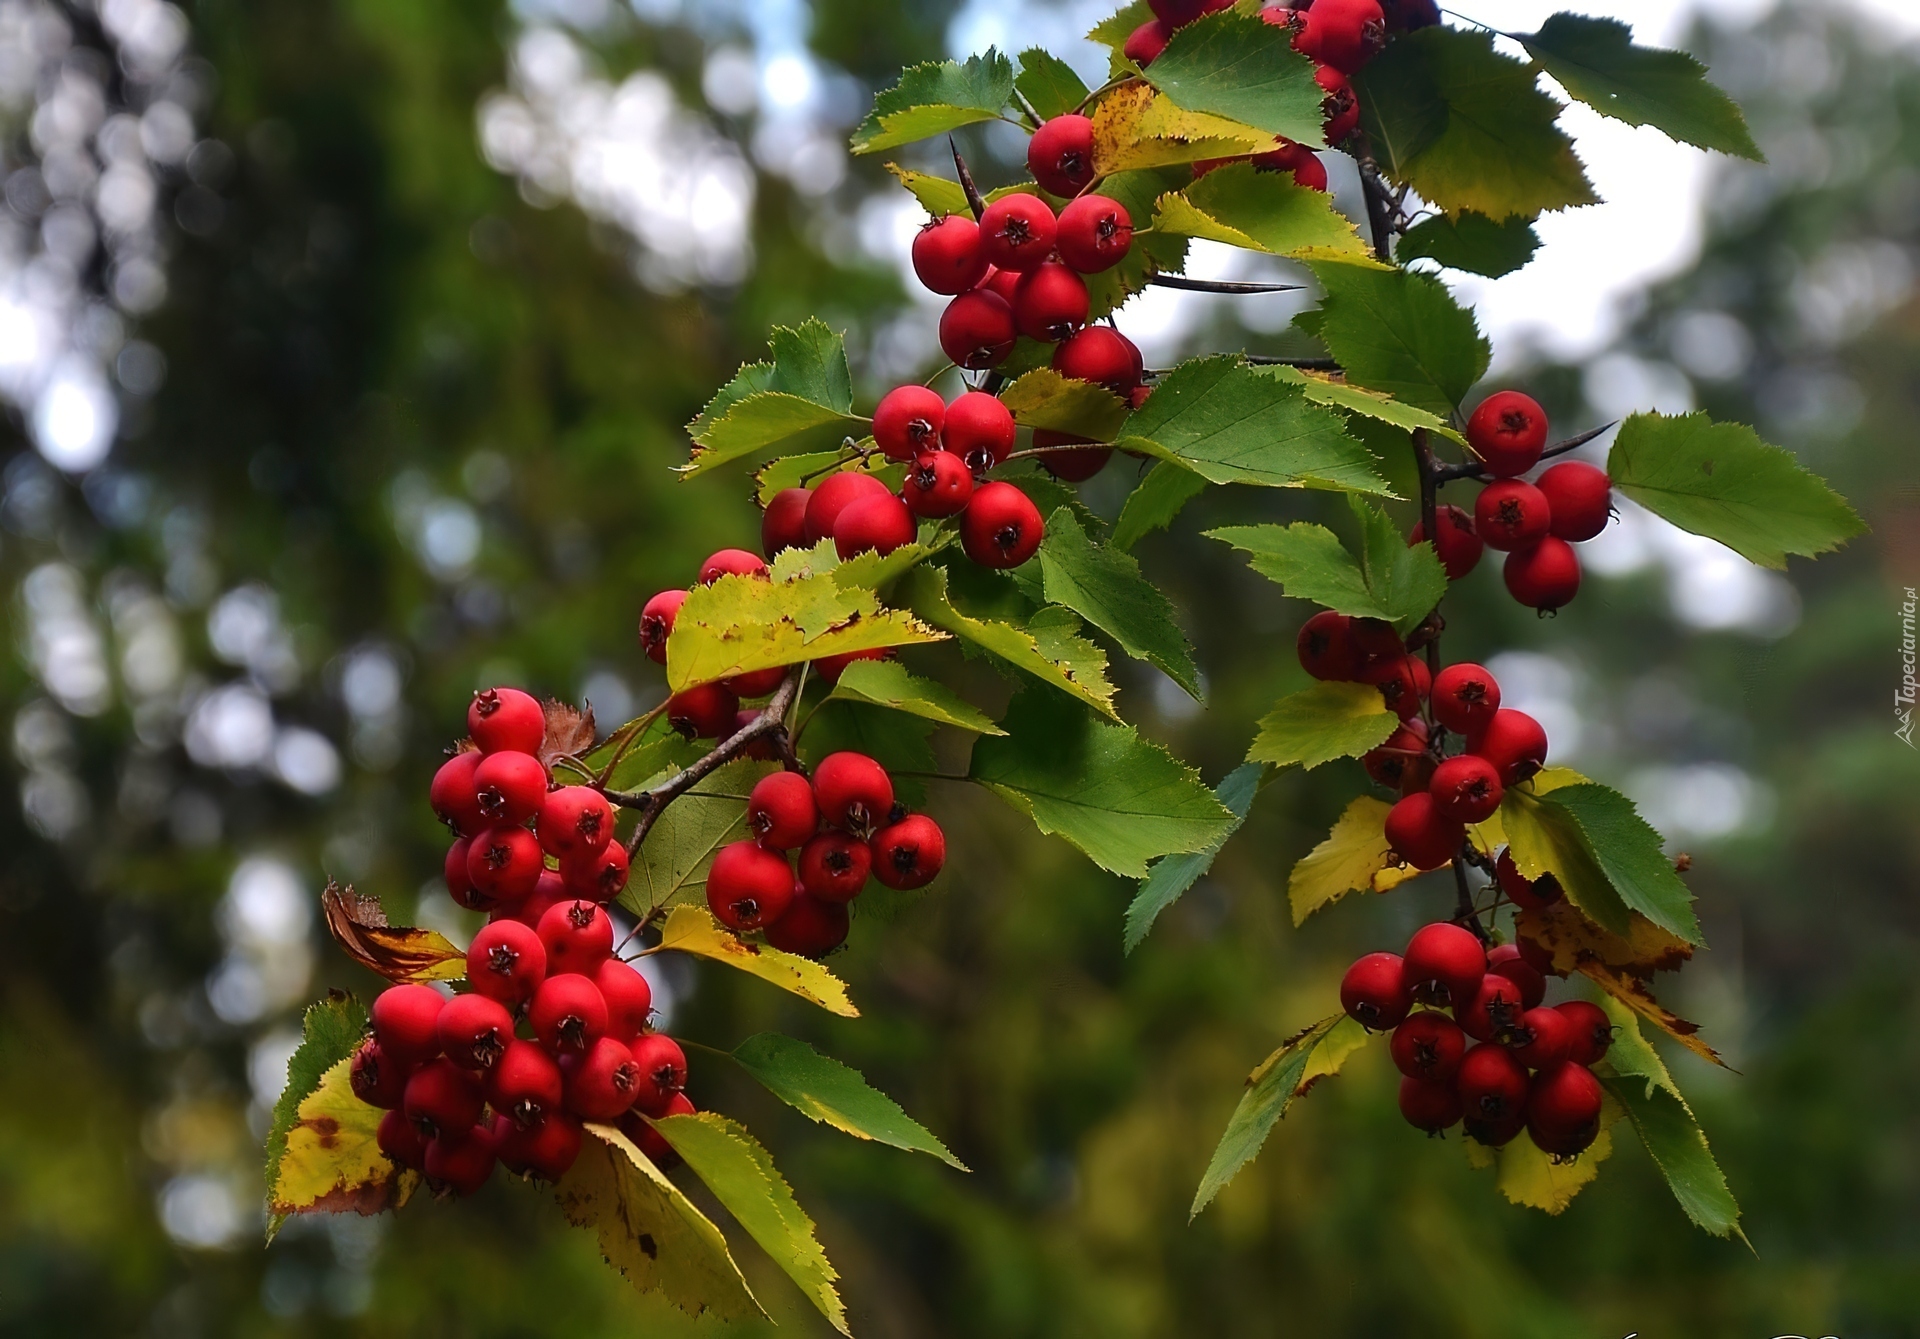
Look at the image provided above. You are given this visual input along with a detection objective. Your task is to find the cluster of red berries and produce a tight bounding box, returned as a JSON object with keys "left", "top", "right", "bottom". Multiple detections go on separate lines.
{"left": 351, "top": 909, "right": 692, "bottom": 1194}
{"left": 431, "top": 687, "right": 627, "bottom": 915}
{"left": 1342, "top": 919, "right": 1611, "bottom": 1156}
{"left": 704, "top": 754, "right": 945, "bottom": 958}
{"left": 1413, "top": 391, "right": 1616, "bottom": 614}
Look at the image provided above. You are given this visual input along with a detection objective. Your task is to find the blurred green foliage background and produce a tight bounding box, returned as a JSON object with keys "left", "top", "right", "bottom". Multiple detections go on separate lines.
{"left": 1, "top": 0, "right": 1917, "bottom": 1335}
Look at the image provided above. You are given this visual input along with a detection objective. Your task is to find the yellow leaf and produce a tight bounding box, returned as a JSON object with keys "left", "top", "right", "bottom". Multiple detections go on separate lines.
{"left": 1090, "top": 82, "right": 1270, "bottom": 174}
{"left": 1288, "top": 795, "right": 1395, "bottom": 924}
{"left": 267, "top": 1057, "right": 417, "bottom": 1220}
{"left": 651, "top": 905, "right": 858, "bottom": 1017}
{"left": 1493, "top": 1102, "right": 1621, "bottom": 1213}
{"left": 1294, "top": 1015, "right": 1372, "bottom": 1095}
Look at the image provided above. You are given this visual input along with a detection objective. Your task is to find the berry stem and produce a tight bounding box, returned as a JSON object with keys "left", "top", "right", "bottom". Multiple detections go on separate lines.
{"left": 1071, "top": 74, "right": 1133, "bottom": 117}
{"left": 589, "top": 697, "right": 673, "bottom": 789}
{"left": 948, "top": 138, "right": 986, "bottom": 221}
{"left": 1357, "top": 157, "right": 1398, "bottom": 262}
{"left": 1433, "top": 421, "right": 1617, "bottom": 483}
{"left": 1009, "top": 85, "right": 1044, "bottom": 129}
{"left": 1146, "top": 275, "right": 1303, "bottom": 295}
{"left": 1449, "top": 847, "right": 1491, "bottom": 944}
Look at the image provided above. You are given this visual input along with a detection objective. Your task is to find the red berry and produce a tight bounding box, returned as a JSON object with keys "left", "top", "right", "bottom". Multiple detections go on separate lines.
{"left": 1348, "top": 617, "right": 1404, "bottom": 666}
{"left": 1428, "top": 753, "right": 1503, "bottom": 824}
{"left": 1385, "top": 792, "right": 1462, "bottom": 870}
{"left": 978, "top": 194, "right": 1056, "bottom": 272}
{"left": 445, "top": 838, "right": 484, "bottom": 911}
{"left": 1495, "top": 846, "right": 1562, "bottom": 912}
{"left": 1051, "top": 325, "right": 1139, "bottom": 394}
{"left": 1556, "top": 1000, "right": 1614, "bottom": 1065}
{"left": 1148, "top": 0, "right": 1208, "bottom": 24}
{"left": 762, "top": 487, "right": 812, "bottom": 557}
{"left": 667, "top": 682, "right": 739, "bottom": 740}
{"left": 1430, "top": 662, "right": 1500, "bottom": 736}
{"left": 564, "top": 1036, "right": 644, "bottom": 1121}
{"left": 834, "top": 492, "right": 917, "bottom": 559}
{"left": 870, "top": 813, "right": 944, "bottom": 889}
{"left": 1465, "top": 1107, "right": 1528, "bottom": 1148}
{"left": 596, "top": 959, "right": 654, "bottom": 1043}
{"left": 706, "top": 840, "right": 795, "bottom": 932}
{"left": 467, "top": 825, "right": 544, "bottom": 904}
{"left": 940, "top": 289, "right": 1018, "bottom": 369}
{"left": 430, "top": 751, "right": 486, "bottom": 836}
{"left": 1362, "top": 717, "right": 1430, "bottom": 789}
{"left": 496, "top": 1110, "right": 581, "bottom": 1180}
{"left": 1408, "top": 504, "right": 1483, "bottom": 581}
{"left": 372, "top": 983, "right": 445, "bottom": 1066}
{"left": 1401, "top": 922, "right": 1487, "bottom": 1006}
{"left": 1466, "top": 390, "right": 1548, "bottom": 477}
{"left": 1537, "top": 461, "right": 1613, "bottom": 542}
{"left": 469, "top": 687, "right": 545, "bottom": 755}
{"left": 438, "top": 992, "right": 516, "bottom": 1070}
{"left": 538, "top": 785, "right": 614, "bottom": 858}
{"left": 799, "top": 831, "right": 872, "bottom": 902}
{"left": 1474, "top": 479, "right": 1552, "bottom": 552}
{"left": 1456, "top": 1041, "right": 1529, "bottom": 1125}
{"left": 1471, "top": 709, "right": 1548, "bottom": 785}
{"left": 804, "top": 471, "right": 892, "bottom": 545}
{"left": 538, "top": 899, "right": 614, "bottom": 976}
{"left": 725, "top": 665, "right": 787, "bottom": 699}
{"left": 810, "top": 752, "right": 894, "bottom": 838}
{"left": 529, "top": 973, "right": 607, "bottom": 1055}
{"left": 1296, "top": 610, "right": 1360, "bottom": 680}
{"left": 1123, "top": 17, "right": 1171, "bottom": 66}
{"left": 424, "top": 1122, "right": 497, "bottom": 1195}
{"left": 812, "top": 647, "right": 890, "bottom": 684}
{"left": 1361, "top": 652, "right": 1430, "bottom": 720}
{"left": 1398, "top": 1076, "right": 1462, "bottom": 1133}
{"left": 1485, "top": 942, "right": 1546, "bottom": 1010}
{"left": 979, "top": 265, "right": 1020, "bottom": 304}
{"left": 1509, "top": 1005, "right": 1573, "bottom": 1069}
{"left": 903, "top": 449, "right": 976, "bottom": 518}
{"left": 732, "top": 709, "right": 777, "bottom": 760}
{"left": 351, "top": 1040, "right": 408, "bottom": 1109}
{"left": 496, "top": 869, "right": 568, "bottom": 930}
{"left": 1027, "top": 113, "right": 1096, "bottom": 196}
{"left": 942, "top": 390, "right": 1017, "bottom": 474}
{"left": 1390, "top": 1011, "right": 1466, "bottom": 1082}
{"left": 747, "top": 772, "right": 818, "bottom": 850}
{"left": 911, "top": 214, "right": 988, "bottom": 295}
{"left": 560, "top": 839, "right": 629, "bottom": 904}
{"left": 1527, "top": 1060, "right": 1604, "bottom": 1156}
{"left": 628, "top": 1032, "right": 689, "bottom": 1114}
{"left": 1339, "top": 951, "right": 1411, "bottom": 1029}
{"left": 1316, "top": 64, "right": 1360, "bottom": 141}
{"left": 873, "top": 385, "right": 946, "bottom": 461}
{"left": 960, "top": 481, "right": 1045, "bottom": 568}
{"left": 404, "top": 1057, "right": 484, "bottom": 1140}
{"left": 1516, "top": 934, "right": 1555, "bottom": 975}
{"left": 699, "top": 549, "right": 766, "bottom": 585}
{"left": 1295, "top": 0, "right": 1385, "bottom": 73}
{"left": 765, "top": 890, "right": 851, "bottom": 957}
{"left": 1253, "top": 139, "right": 1327, "bottom": 191}
{"left": 474, "top": 750, "right": 548, "bottom": 826}
{"left": 466, "top": 918, "right": 545, "bottom": 998}
{"left": 1454, "top": 972, "right": 1526, "bottom": 1043}
{"left": 1012, "top": 262, "right": 1089, "bottom": 342}
{"left": 486, "top": 1040, "right": 564, "bottom": 1127}
{"left": 378, "top": 1108, "right": 427, "bottom": 1169}
{"left": 1035, "top": 432, "right": 1113, "bottom": 482}
{"left": 1055, "top": 195, "right": 1133, "bottom": 274}
{"left": 639, "top": 589, "right": 688, "bottom": 665}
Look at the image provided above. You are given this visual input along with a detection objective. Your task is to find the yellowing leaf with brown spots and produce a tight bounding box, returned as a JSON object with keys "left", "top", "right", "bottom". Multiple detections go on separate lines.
{"left": 267, "top": 1056, "right": 417, "bottom": 1223}
{"left": 1090, "top": 82, "right": 1270, "bottom": 174}
{"left": 651, "top": 906, "right": 858, "bottom": 1017}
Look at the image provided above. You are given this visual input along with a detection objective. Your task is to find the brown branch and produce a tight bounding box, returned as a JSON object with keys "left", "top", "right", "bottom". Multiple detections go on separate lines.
{"left": 949, "top": 138, "right": 985, "bottom": 220}
{"left": 1451, "top": 850, "right": 1491, "bottom": 944}
{"left": 1357, "top": 157, "right": 1397, "bottom": 263}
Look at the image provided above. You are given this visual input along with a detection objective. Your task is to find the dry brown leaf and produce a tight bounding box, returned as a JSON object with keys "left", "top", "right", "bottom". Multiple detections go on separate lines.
{"left": 321, "top": 883, "right": 467, "bottom": 983}
{"left": 540, "top": 698, "right": 597, "bottom": 768}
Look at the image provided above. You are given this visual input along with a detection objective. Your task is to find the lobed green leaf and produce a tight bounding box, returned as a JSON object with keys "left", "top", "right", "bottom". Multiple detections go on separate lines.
{"left": 1247, "top": 680, "right": 1396, "bottom": 770}
{"left": 1142, "top": 7, "right": 1324, "bottom": 145}
{"left": 851, "top": 50, "right": 1016, "bottom": 154}
{"left": 825, "top": 655, "right": 1005, "bottom": 735}
{"left": 1125, "top": 762, "right": 1262, "bottom": 953}
{"left": 1014, "top": 47, "right": 1090, "bottom": 119}
{"left": 1396, "top": 210, "right": 1541, "bottom": 278}
{"left": 1112, "top": 459, "right": 1209, "bottom": 552}
{"left": 1152, "top": 161, "right": 1373, "bottom": 259}
{"left": 732, "top": 1032, "right": 966, "bottom": 1168}
{"left": 1298, "top": 259, "right": 1490, "bottom": 418}
{"left": 264, "top": 992, "right": 371, "bottom": 1240}
{"left": 1037, "top": 507, "right": 1201, "bottom": 697}
{"left": 1287, "top": 794, "right": 1396, "bottom": 924}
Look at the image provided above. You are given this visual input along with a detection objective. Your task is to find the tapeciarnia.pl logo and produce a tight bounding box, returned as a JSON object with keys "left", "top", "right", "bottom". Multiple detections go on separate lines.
{"left": 1899, "top": 586, "right": 1917, "bottom": 748}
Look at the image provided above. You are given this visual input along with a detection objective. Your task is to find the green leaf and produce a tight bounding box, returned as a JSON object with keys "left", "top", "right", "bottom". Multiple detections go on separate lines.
{"left": 1142, "top": 7, "right": 1324, "bottom": 146}
{"left": 731, "top": 1032, "right": 966, "bottom": 1169}
{"left": 1118, "top": 356, "right": 1392, "bottom": 494}
{"left": 1538, "top": 781, "right": 1702, "bottom": 944}
{"left": 1599, "top": 1019, "right": 1745, "bottom": 1240}
{"left": 1125, "top": 762, "right": 1261, "bottom": 953}
{"left": 1262, "top": 363, "right": 1460, "bottom": 450}
{"left": 1152, "top": 162, "right": 1373, "bottom": 259}
{"left": 1113, "top": 459, "right": 1209, "bottom": 552}
{"left": 851, "top": 49, "right": 1016, "bottom": 154}
{"left": 1500, "top": 769, "right": 1634, "bottom": 936}
{"left": 265, "top": 992, "right": 372, "bottom": 1240}
{"left": 1607, "top": 411, "right": 1866, "bottom": 569}
{"left": 684, "top": 320, "right": 866, "bottom": 477}
{"left": 1088, "top": 1, "right": 1155, "bottom": 67}
{"left": 653, "top": 905, "right": 859, "bottom": 1017}
{"left": 620, "top": 759, "right": 771, "bottom": 921}
{"left": 648, "top": 1112, "right": 847, "bottom": 1335}
{"left": 556, "top": 1125, "right": 761, "bottom": 1321}
{"left": 1298, "top": 260, "right": 1490, "bottom": 417}
{"left": 898, "top": 564, "right": 1119, "bottom": 719}
{"left": 825, "top": 657, "right": 1004, "bottom": 735}
{"left": 968, "top": 687, "right": 1238, "bottom": 877}
{"left": 767, "top": 318, "right": 854, "bottom": 412}
{"left": 1352, "top": 26, "right": 1597, "bottom": 219}
{"left": 1208, "top": 502, "right": 1446, "bottom": 633}
{"left": 1287, "top": 794, "right": 1396, "bottom": 924}
{"left": 885, "top": 163, "right": 970, "bottom": 217}
{"left": 1037, "top": 507, "right": 1200, "bottom": 697}
{"left": 1015, "top": 47, "right": 1090, "bottom": 119}
{"left": 1247, "top": 681, "right": 1396, "bottom": 769}
{"left": 1516, "top": 14, "right": 1762, "bottom": 160}
{"left": 1191, "top": 1014, "right": 1369, "bottom": 1217}
{"left": 999, "top": 367, "right": 1132, "bottom": 442}
{"left": 1396, "top": 210, "right": 1541, "bottom": 278}
{"left": 796, "top": 700, "right": 937, "bottom": 808}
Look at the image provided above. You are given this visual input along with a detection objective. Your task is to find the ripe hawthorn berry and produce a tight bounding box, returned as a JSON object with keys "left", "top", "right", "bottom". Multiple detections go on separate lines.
{"left": 1123, "top": 17, "right": 1171, "bottom": 66}
{"left": 1504, "top": 535, "right": 1583, "bottom": 611}
{"left": 1362, "top": 717, "right": 1430, "bottom": 790}
{"left": 979, "top": 266, "right": 1020, "bottom": 305}
{"left": 497, "top": 869, "right": 570, "bottom": 931}
{"left": 762, "top": 487, "right": 811, "bottom": 558}
{"left": 1385, "top": 791, "right": 1463, "bottom": 870}
{"left": 871, "top": 813, "right": 945, "bottom": 889}
{"left": 1361, "top": 653, "right": 1430, "bottom": 720}
{"left": 372, "top": 983, "right": 446, "bottom": 1066}
{"left": 1474, "top": 479, "right": 1552, "bottom": 552}
{"left": 725, "top": 666, "right": 787, "bottom": 699}
{"left": 1470, "top": 708, "right": 1548, "bottom": 785}
{"left": 911, "top": 214, "right": 988, "bottom": 295}
{"left": 564, "top": 1036, "right": 645, "bottom": 1121}
{"left": 1390, "top": 1010, "right": 1466, "bottom": 1082}
{"left": 438, "top": 992, "right": 516, "bottom": 1070}
{"left": 698, "top": 548, "right": 766, "bottom": 585}
{"left": 834, "top": 491, "right": 916, "bottom": 559}
{"left": 942, "top": 390, "right": 1017, "bottom": 474}
{"left": 1465, "top": 390, "right": 1548, "bottom": 477}
{"left": 1428, "top": 753, "right": 1503, "bottom": 824}
{"left": 1315, "top": 64, "right": 1360, "bottom": 142}
{"left": 1430, "top": 662, "right": 1500, "bottom": 736}
{"left": 1295, "top": 0, "right": 1386, "bottom": 73}
{"left": 425, "top": 1123, "right": 497, "bottom": 1196}
{"left": 1399, "top": 1076, "right": 1464, "bottom": 1133}
{"left": 1340, "top": 951, "right": 1412, "bottom": 1029}
{"left": 1485, "top": 942, "right": 1546, "bottom": 1010}
{"left": 747, "top": 771, "right": 819, "bottom": 850}
{"left": 1495, "top": 846, "right": 1562, "bottom": 911}
{"left": 628, "top": 1032, "right": 689, "bottom": 1115}
{"left": 639, "top": 590, "right": 688, "bottom": 665}
{"left": 487, "top": 1040, "right": 564, "bottom": 1127}
{"left": 405, "top": 1057, "right": 485, "bottom": 1140}
{"left": 812, "top": 647, "right": 890, "bottom": 684}
{"left": 430, "top": 751, "right": 487, "bottom": 836}
{"left": 873, "top": 385, "right": 945, "bottom": 461}
{"left": 1012, "top": 263, "right": 1090, "bottom": 342}
{"left": 1034, "top": 432, "right": 1113, "bottom": 482}
{"left": 812, "top": 752, "right": 895, "bottom": 838}
{"left": 1555, "top": 1000, "right": 1614, "bottom": 1065}
{"left": 940, "top": 290, "right": 1018, "bottom": 369}
{"left": 1297, "top": 610, "right": 1361, "bottom": 680}
{"left": 1051, "top": 326, "right": 1140, "bottom": 394}
{"left": 1527, "top": 1060, "right": 1604, "bottom": 1156}
{"left": 707, "top": 840, "right": 795, "bottom": 933}
{"left": 351, "top": 1039, "right": 408, "bottom": 1109}
{"left": 903, "top": 449, "right": 975, "bottom": 517}
{"left": 1409, "top": 504, "right": 1483, "bottom": 582}
{"left": 1148, "top": 0, "right": 1212, "bottom": 23}
{"left": 1454, "top": 972, "right": 1526, "bottom": 1043}
{"left": 1401, "top": 922, "right": 1486, "bottom": 1006}
{"left": 1456, "top": 1041, "right": 1529, "bottom": 1124}
{"left": 560, "top": 840, "right": 629, "bottom": 904}
{"left": 1055, "top": 195, "right": 1133, "bottom": 274}
{"left": 804, "top": 471, "right": 892, "bottom": 545}
{"left": 496, "top": 1110, "right": 581, "bottom": 1181}
{"left": 1252, "top": 140, "right": 1327, "bottom": 191}
{"left": 596, "top": 959, "right": 654, "bottom": 1043}
{"left": 474, "top": 750, "right": 548, "bottom": 827}
{"left": 1509, "top": 1005, "right": 1573, "bottom": 1069}
{"left": 1464, "top": 1107, "right": 1527, "bottom": 1149}
{"left": 445, "top": 838, "right": 483, "bottom": 911}
{"left": 961, "top": 481, "right": 1045, "bottom": 568}
{"left": 469, "top": 687, "right": 545, "bottom": 756}
{"left": 530, "top": 973, "right": 608, "bottom": 1055}
{"left": 1027, "top": 113, "right": 1096, "bottom": 196}
{"left": 765, "top": 890, "right": 852, "bottom": 958}
{"left": 378, "top": 1108, "right": 427, "bottom": 1170}
{"left": 1537, "top": 460, "right": 1613, "bottom": 542}
{"left": 537, "top": 785, "right": 614, "bottom": 859}
{"left": 799, "top": 831, "right": 872, "bottom": 902}
{"left": 467, "top": 825, "right": 544, "bottom": 904}
{"left": 978, "top": 194, "right": 1057, "bottom": 272}
{"left": 667, "top": 682, "right": 739, "bottom": 740}
{"left": 538, "top": 899, "right": 614, "bottom": 975}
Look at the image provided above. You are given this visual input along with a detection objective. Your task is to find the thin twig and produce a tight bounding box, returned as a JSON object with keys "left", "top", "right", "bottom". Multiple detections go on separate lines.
{"left": 1147, "top": 275, "right": 1302, "bottom": 295}
{"left": 593, "top": 698, "right": 671, "bottom": 788}
{"left": 1433, "top": 421, "right": 1619, "bottom": 483}
{"left": 797, "top": 439, "right": 873, "bottom": 487}
{"left": 1237, "top": 354, "right": 1342, "bottom": 370}
{"left": 1450, "top": 850, "right": 1491, "bottom": 944}
{"left": 1072, "top": 74, "right": 1132, "bottom": 117}
{"left": 949, "top": 138, "right": 985, "bottom": 220}
{"left": 998, "top": 439, "right": 1114, "bottom": 463}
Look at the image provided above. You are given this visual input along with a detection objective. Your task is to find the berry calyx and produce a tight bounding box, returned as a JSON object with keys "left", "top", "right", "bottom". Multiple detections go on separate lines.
{"left": 1465, "top": 390, "right": 1548, "bottom": 477}
{"left": 978, "top": 194, "right": 1057, "bottom": 272}
{"left": 1055, "top": 195, "right": 1133, "bottom": 274}
{"left": 1340, "top": 951, "right": 1412, "bottom": 1029}
{"left": 1474, "top": 479, "right": 1553, "bottom": 552}
{"left": 486, "top": 1040, "right": 564, "bottom": 1127}
{"left": 1297, "top": 610, "right": 1361, "bottom": 681}
{"left": 1398, "top": 1076, "right": 1463, "bottom": 1133}
{"left": 595, "top": 959, "right": 654, "bottom": 1043}
{"left": 430, "top": 752, "right": 486, "bottom": 836}
{"left": 1409, "top": 504, "right": 1483, "bottom": 581}
{"left": 1495, "top": 846, "right": 1563, "bottom": 911}
{"left": 560, "top": 840, "right": 629, "bottom": 904}
{"left": 707, "top": 839, "right": 796, "bottom": 932}
{"left": 903, "top": 449, "right": 975, "bottom": 517}
{"left": 495, "top": 1110, "right": 581, "bottom": 1181}
{"left": 747, "top": 771, "right": 819, "bottom": 850}
{"left": 1051, "top": 326, "right": 1140, "bottom": 395}
{"left": 474, "top": 750, "right": 548, "bottom": 826}
{"left": 627, "top": 1032, "right": 689, "bottom": 1114}
{"left": 942, "top": 391, "right": 1017, "bottom": 473}
{"left": 564, "top": 1037, "right": 644, "bottom": 1121}
{"left": 1556, "top": 1000, "right": 1614, "bottom": 1065}
{"left": 1401, "top": 922, "right": 1487, "bottom": 1006}
{"left": 1384, "top": 791, "right": 1463, "bottom": 870}
{"left": 466, "top": 919, "right": 547, "bottom": 1008}
{"left": 804, "top": 471, "right": 892, "bottom": 545}
{"left": 1361, "top": 652, "right": 1430, "bottom": 720}
{"left": 911, "top": 215, "right": 988, "bottom": 295}
{"left": 529, "top": 973, "right": 608, "bottom": 1055}
{"left": 667, "top": 682, "right": 740, "bottom": 740}
{"left": 351, "top": 1040, "right": 408, "bottom": 1109}
{"left": 1470, "top": 708, "right": 1548, "bottom": 785}
{"left": 1526, "top": 1060, "right": 1604, "bottom": 1156}
{"left": 762, "top": 487, "right": 811, "bottom": 557}
{"left": 870, "top": 813, "right": 945, "bottom": 889}
{"left": 1390, "top": 1010, "right": 1466, "bottom": 1082}
{"left": 810, "top": 752, "right": 895, "bottom": 838}
{"left": 799, "top": 831, "right": 872, "bottom": 902}
{"left": 765, "top": 890, "right": 851, "bottom": 958}
{"left": 1430, "top": 662, "right": 1501, "bottom": 735}
{"left": 537, "top": 899, "right": 614, "bottom": 976}
{"left": 1536, "top": 460, "right": 1613, "bottom": 541}
{"left": 1428, "top": 753, "right": 1503, "bottom": 824}
{"left": 1454, "top": 972, "right": 1525, "bottom": 1043}
{"left": 1027, "top": 114, "right": 1096, "bottom": 196}
{"left": 372, "top": 983, "right": 446, "bottom": 1066}
{"left": 469, "top": 687, "right": 545, "bottom": 756}
{"left": 1012, "top": 262, "right": 1090, "bottom": 342}
{"left": 961, "top": 481, "right": 1045, "bottom": 568}
{"left": 1315, "top": 63, "right": 1360, "bottom": 142}
{"left": 833, "top": 491, "right": 917, "bottom": 559}
{"left": 438, "top": 992, "right": 516, "bottom": 1069}
{"left": 467, "top": 825, "right": 545, "bottom": 905}
{"left": 939, "top": 290, "right": 1018, "bottom": 369}
{"left": 873, "top": 385, "right": 946, "bottom": 461}
{"left": 639, "top": 590, "right": 688, "bottom": 665}
{"left": 1362, "top": 717, "right": 1430, "bottom": 790}
{"left": 537, "top": 785, "right": 614, "bottom": 859}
